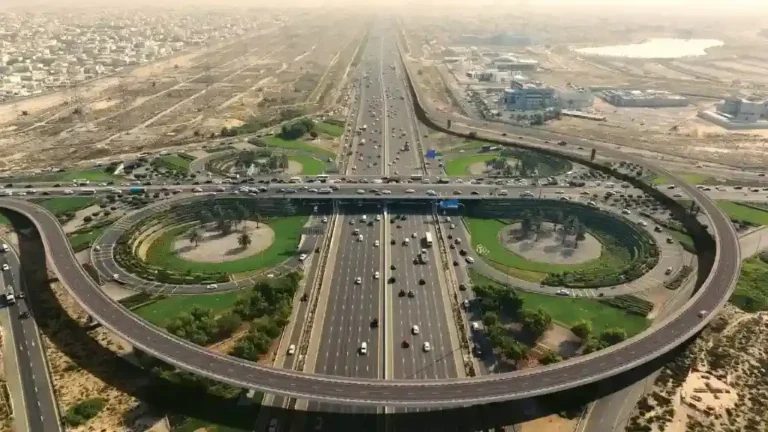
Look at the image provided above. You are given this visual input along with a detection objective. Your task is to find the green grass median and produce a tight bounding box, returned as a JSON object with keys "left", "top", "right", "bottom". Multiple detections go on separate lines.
{"left": 134, "top": 291, "right": 245, "bottom": 327}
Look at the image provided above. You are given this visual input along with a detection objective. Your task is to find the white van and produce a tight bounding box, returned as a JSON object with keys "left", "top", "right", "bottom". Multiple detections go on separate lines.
{"left": 357, "top": 234, "right": 364, "bottom": 242}
{"left": 359, "top": 342, "right": 368, "bottom": 355}
{"left": 1, "top": 244, "right": 8, "bottom": 252}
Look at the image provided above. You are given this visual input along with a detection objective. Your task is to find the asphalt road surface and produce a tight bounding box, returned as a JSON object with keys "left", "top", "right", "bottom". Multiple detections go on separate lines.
{"left": 1, "top": 246, "right": 61, "bottom": 432}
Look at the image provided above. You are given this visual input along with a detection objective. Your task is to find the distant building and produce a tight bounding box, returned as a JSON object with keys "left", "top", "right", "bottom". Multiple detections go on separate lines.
{"left": 556, "top": 88, "right": 594, "bottom": 110}
{"left": 465, "top": 68, "right": 513, "bottom": 83}
{"left": 500, "top": 79, "right": 556, "bottom": 111}
{"left": 601, "top": 90, "right": 689, "bottom": 107}
{"left": 718, "top": 98, "right": 768, "bottom": 123}
{"left": 490, "top": 55, "right": 538, "bottom": 71}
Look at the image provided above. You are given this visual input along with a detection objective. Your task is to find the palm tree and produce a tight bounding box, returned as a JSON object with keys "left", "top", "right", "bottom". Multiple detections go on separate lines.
{"left": 254, "top": 213, "right": 261, "bottom": 229}
{"left": 520, "top": 211, "right": 533, "bottom": 239}
{"left": 553, "top": 210, "right": 564, "bottom": 234}
{"left": 188, "top": 229, "right": 201, "bottom": 248}
{"left": 237, "top": 231, "right": 252, "bottom": 249}
{"left": 562, "top": 215, "right": 576, "bottom": 245}
{"left": 235, "top": 204, "right": 249, "bottom": 227}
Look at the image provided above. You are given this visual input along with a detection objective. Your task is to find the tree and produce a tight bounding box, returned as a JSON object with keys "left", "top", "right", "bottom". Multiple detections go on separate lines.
{"left": 254, "top": 213, "right": 261, "bottom": 229}
{"left": 216, "top": 313, "right": 242, "bottom": 338}
{"left": 600, "top": 328, "right": 627, "bottom": 346}
{"left": 570, "top": 320, "right": 592, "bottom": 340}
{"left": 521, "top": 308, "right": 552, "bottom": 338}
{"left": 235, "top": 204, "right": 249, "bottom": 227}
{"left": 540, "top": 350, "right": 563, "bottom": 365}
{"left": 520, "top": 210, "right": 533, "bottom": 238}
{"left": 553, "top": 210, "right": 564, "bottom": 234}
{"left": 531, "top": 209, "right": 544, "bottom": 240}
{"left": 482, "top": 311, "right": 500, "bottom": 327}
{"left": 238, "top": 231, "right": 252, "bottom": 249}
{"left": 499, "top": 338, "right": 528, "bottom": 363}
{"left": 188, "top": 229, "right": 201, "bottom": 248}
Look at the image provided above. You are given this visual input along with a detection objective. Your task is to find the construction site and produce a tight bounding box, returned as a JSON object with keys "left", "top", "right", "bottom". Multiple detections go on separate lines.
{"left": 0, "top": 12, "right": 367, "bottom": 174}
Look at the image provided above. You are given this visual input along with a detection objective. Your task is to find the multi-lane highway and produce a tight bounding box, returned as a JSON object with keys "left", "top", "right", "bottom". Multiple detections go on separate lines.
{"left": 0, "top": 25, "right": 743, "bottom": 409}
{"left": 0, "top": 243, "right": 61, "bottom": 432}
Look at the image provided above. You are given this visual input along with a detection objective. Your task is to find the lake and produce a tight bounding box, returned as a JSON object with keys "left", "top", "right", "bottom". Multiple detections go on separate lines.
{"left": 575, "top": 38, "right": 724, "bottom": 59}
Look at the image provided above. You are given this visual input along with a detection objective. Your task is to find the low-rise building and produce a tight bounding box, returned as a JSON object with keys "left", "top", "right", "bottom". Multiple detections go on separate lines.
{"left": 500, "top": 79, "right": 556, "bottom": 111}
{"left": 718, "top": 98, "right": 768, "bottom": 123}
{"left": 601, "top": 89, "right": 689, "bottom": 107}
{"left": 556, "top": 88, "right": 594, "bottom": 110}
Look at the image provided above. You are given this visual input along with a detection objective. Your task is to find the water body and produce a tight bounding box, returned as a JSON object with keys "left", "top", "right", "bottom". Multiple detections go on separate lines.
{"left": 575, "top": 38, "right": 724, "bottom": 59}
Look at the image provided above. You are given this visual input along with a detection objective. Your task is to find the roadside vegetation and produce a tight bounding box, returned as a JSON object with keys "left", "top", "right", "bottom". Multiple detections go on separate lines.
{"left": 716, "top": 200, "right": 768, "bottom": 226}
{"left": 470, "top": 271, "right": 647, "bottom": 366}
{"left": 63, "top": 397, "right": 106, "bottom": 427}
{"left": 36, "top": 197, "right": 97, "bottom": 215}
{"left": 730, "top": 253, "right": 768, "bottom": 312}
{"left": 6, "top": 167, "right": 117, "bottom": 183}
{"left": 151, "top": 153, "right": 194, "bottom": 174}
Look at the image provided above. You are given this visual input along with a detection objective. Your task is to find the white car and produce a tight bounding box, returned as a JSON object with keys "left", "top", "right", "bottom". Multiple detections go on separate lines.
{"left": 375, "top": 215, "right": 381, "bottom": 221}
{"left": 206, "top": 284, "right": 217, "bottom": 291}
{"left": 556, "top": 289, "right": 571, "bottom": 296}
{"left": 412, "top": 232, "right": 417, "bottom": 238}
{"left": 405, "top": 189, "right": 415, "bottom": 193}
{"left": 422, "top": 342, "right": 431, "bottom": 352}
{"left": 360, "top": 342, "right": 368, "bottom": 355}
{"left": 287, "top": 344, "right": 296, "bottom": 355}
{"left": 412, "top": 325, "right": 420, "bottom": 335}
{"left": 299, "top": 253, "right": 308, "bottom": 262}
{"left": 192, "top": 187, "right": 203, "bottom": 193}
{"left": 357, "top": 189, "right": 365, "bottom": 194}
{"left": 381, "top": 190, "right": 391, "bottom": 195}
{"left": 374, "top": 240, "right": 380, "bottom": 247}
{"left": 1, "top": 264, "right": 8, "bottom": 271}
{"left": 465, "top": 257, "right": 475, "bottom": 264}
{"left": 355, "top": 277, "right": 362, "bottom": 285}
{"left": 322, "top": 216, "right": 328, "bottom": 223}
{"left": 374, "top": 271, "right": 380, "bottom": 279}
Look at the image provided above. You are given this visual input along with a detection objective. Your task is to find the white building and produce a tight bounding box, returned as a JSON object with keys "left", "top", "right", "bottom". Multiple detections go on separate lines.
{"left": 719, "top": 98, "right": 768, "bottom": 123}
{"left": 601, "top": 90, "right": 689, "bottom": 108}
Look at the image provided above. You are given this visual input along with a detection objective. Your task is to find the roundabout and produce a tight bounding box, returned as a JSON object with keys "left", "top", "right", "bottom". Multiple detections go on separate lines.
{"left": 501, "top": 221, "right": 602, "bottom": 265}
{"left": 462, "top": 199, "right": 660, "bottom": 288}
{"left": 171, "top": 220, "right": 275, "bottom": 263}
{"left": 443, "top": 146, "right": 572, "bottom": 177}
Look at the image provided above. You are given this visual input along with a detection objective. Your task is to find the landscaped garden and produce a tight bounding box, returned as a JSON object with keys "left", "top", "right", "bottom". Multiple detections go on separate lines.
{"left": 114, "top": 198, "right": 314, "bottom": 285}
{"left": 464, "top": 200, "right": 659, "bottom": 288}
{"left": 443, "top": 145, "right": 572, "bottom": 177}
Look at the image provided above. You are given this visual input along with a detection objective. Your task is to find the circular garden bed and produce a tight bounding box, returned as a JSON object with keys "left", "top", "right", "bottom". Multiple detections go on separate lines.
{"left": 113, "top": 197, "right": 309, "bottom": 285}
{"left": 464, "top": 199, "right": 659, "bottom": 288}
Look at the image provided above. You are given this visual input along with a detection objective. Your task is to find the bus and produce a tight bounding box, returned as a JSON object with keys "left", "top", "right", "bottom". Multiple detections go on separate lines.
{"left": 424, "top": 232, "right": 433, "bottom": 247}
{"left": 315, "top": 174, "right": 329, "bottom": 183}
{"left": 410, "top": 174, "right": 423, "bottom": 181}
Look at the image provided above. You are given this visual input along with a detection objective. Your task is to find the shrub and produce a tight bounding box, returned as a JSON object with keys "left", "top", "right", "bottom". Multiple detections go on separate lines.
{"left": 64, "top": 398, "right": 106, "bottom": 426}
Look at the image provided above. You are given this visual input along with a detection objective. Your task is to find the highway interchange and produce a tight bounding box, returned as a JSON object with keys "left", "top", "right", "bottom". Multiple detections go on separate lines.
{"left": 0, "top": 21, "right": 744, "bottom": 432}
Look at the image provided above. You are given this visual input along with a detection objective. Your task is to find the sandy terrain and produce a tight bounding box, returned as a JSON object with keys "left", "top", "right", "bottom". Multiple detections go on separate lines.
{"left": 174, "top": 221, "right": 274, "bottom": 263}
{"left": 501, "top": 223, "right": 602, "bottom": 265}
{"left": 519, "top": 414, "right": 577, "bottom": 432}
{"left": 467, "top": 161, "right": 487, "bottom": 176}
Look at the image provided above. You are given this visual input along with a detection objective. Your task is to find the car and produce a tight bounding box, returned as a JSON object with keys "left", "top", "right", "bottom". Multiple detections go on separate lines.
{"left": 1, "top": 264, "right": 8, "bottom": 271}
{"left": 19, "top": 310, "right": 30, "bottom": 319}
{"left": 459, "top": 283, "right": 467, "bottom": 291}
{"left": 412, "top": 325, "right": 420, "bottom": 335}
{"left": 453, "top": 260, "right": 459, "bottom": 266}
{"left": 405, "top": 189, "right": 415, "bottom": 193}
{"left": 470, "top": 322, "right": 481, "bottom": 331}
{"left": 698, "top": 310, "right": 708, "bottom": 318}
{"left": 357, "top": 189, "right": 365, "bottom": 194}
{"left": 374, "top": 240, "right": 380, "bottom": 247}
{"left": 418, "top": 279, "right": 426, "bottom": 285}
{"left": 407, "top": 290, "right": 415, "bottom": 298}
{"left": 322, "top": 216, "right": 328, "bottom": 223}
{"left": 287, "top": 344, "right": 296, "bottom": 355}
{"left": 665, "top": 267, "right": 673, "bottom": 275}
{"left": 349, "top": 219, "right": 355, "bottom": 225}
{"left": 206, "top": 284, "right": 218, "bottom": 291}
{"left": 299, "top": 253, "right": 308, "bottom": 262}
{"left": 374, "top": 271, "right": 380, "bottom": 279}
{"left": 411, "top": 232, "right": 417, "bottom": 238}
{"left": 370, "top": 317, "right": 379, "bottom": 328}
{"left": 556, "top": 289, "right": 570, "bottom": 296}
{"left": 455, "top": 238, "right": 462, "bottom": 245}
{"left": 402, "top": 339, "right": 410, "bottom": 348}
{"left": 398, "top": 289, "right": 406, "bottom": 297}
{"left": 360, "top": 342, "right": 368, "bottom": 355}
{"left": 449, "top": 243, "right": 456, "bottom": 250}
{"left": 422, "top": 342, "right": 431, "bottom": 352}
{"left": 465, "top": 257, "right": 474, "bottom": 264}
{"left": 375, "top": 215, "right": 381, "bottom": 221}
{"left": 355, "top": 277, "right": 362, "bottom": 284}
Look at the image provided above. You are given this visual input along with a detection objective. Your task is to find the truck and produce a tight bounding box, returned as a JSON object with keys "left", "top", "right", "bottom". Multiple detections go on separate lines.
{"left": 424, "top": 232, "right": 433, "bottom": 247}
{"left": 129, "top": 186, "right": 145, "bottom": 194}
{"left": 79, "top": 188, "right": 96, "bottom": 195}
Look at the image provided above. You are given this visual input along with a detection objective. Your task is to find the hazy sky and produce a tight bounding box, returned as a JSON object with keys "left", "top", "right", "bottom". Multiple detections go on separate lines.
{"left": 2, "top": 0, "right": 767, "bottom": 14}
